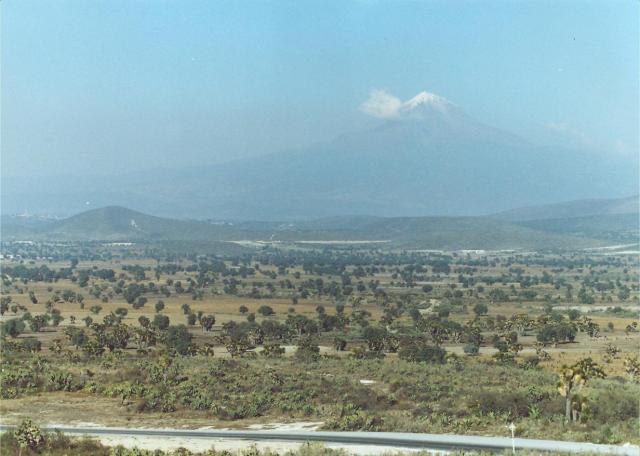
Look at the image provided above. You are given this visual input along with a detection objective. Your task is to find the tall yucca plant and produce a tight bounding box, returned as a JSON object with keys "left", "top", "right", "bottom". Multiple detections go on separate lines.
{"left": 557, "top": 357, "right": 605, "bottom": 422}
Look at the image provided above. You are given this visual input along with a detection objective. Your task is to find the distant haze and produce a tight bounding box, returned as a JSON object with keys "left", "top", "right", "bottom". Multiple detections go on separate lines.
{"left": 1, "top": 1, "right": 638, "bottom": 219}
{"left": 2, "top": 91, "right": 637, "bottom": 219}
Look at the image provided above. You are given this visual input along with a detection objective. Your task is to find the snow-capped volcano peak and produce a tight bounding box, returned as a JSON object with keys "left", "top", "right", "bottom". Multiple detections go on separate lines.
{"left": 360, "top": 89, "right": 457, "bottom": 119}
{"left": 400, "top": 91, "right": 455, "bottom": 116}
{"left": 403, "top": 91, "right": 452, "bottom": 110}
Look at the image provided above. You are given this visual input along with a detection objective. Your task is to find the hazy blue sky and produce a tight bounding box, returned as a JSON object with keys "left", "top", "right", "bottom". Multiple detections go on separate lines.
{"left": 2, "top": 0, "right": 638, "bottom": 177}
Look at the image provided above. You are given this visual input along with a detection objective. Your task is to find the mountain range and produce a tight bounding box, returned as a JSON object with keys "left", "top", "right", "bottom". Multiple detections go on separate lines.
{"left": 2, "top": 92, "right": 637, "bottom": 220}
{"left": 2, "top": 195, "right": 637, "bottom": 250}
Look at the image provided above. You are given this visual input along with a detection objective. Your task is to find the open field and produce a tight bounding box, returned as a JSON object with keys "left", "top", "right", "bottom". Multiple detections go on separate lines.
{"left": 1, "top": 241, "right": 639, "bottom": 449}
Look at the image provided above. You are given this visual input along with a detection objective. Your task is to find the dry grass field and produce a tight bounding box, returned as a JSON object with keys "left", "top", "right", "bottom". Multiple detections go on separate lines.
{"left": 1, "top": 243, "right": 638, "bottom": 446}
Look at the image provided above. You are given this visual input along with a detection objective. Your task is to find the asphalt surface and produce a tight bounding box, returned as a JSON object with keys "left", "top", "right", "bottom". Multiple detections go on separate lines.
{"left": 1, "top": 425, "right": 638, "bottom": 455}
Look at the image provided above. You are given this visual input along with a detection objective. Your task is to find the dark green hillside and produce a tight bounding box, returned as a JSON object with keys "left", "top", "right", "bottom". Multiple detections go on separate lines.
{"left": 518, "top": 213, "right": 639, "bottom": 244}
{"left": 39, "top": 206, "right": 241, "bottom": 241}
{"left": 287, "top": 216, "right": 601, "bottom": 250}
{"left": 3, "top": 206, "right": 606, "bottom": 250}
{"left": 493, "top": 195, "right": 638, "bottom": 222}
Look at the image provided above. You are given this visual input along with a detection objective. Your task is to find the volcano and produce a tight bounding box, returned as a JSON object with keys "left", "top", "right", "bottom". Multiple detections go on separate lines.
{"left": 2, "top": 91, "right": 636, "bottom": 219}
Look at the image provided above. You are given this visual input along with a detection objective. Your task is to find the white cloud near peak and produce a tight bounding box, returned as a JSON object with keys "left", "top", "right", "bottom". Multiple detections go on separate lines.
{"left": 360, "top": 89, "right": 403, "bottom": 119}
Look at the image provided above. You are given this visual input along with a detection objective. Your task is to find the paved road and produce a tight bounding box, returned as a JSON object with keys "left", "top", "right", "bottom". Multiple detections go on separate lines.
{"left": 0, "top": 425, "right": 638, "bottom": 455}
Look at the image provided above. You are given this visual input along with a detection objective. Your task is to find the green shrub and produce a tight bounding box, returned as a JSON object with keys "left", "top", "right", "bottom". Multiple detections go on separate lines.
{"left": 165, "top": 325, "right": 193, "bottom": 355}
{"left": 463, "top": 343, "right": 479, "bottom": 355}
{"left": 588, "top": 382, "right": 639, "bottom": 422}
{"left": 398, "top": 339, "right": 446, "bottom": 364}
{"left": 0, "top": 427, "right": 109, "bottom": 455}
{"left": 325, "top": 403, "right": 384, "bottom": 431}
{"left": 261, "top": 343, "right": 285, "bottom": 358}
{"left": 469, "top": 390, "right": 531, "bottom": 418}
{"left": 153, "top": 314, "right": 170, "bottom": 330}
{"left": 295, "top": 336, "right": 320, "bottom": 362}
{"left": 1, "top": 318, "right": 25, "bottom": 338}
{"left": 47, "top": 372, "right": 80, "bottom": 392}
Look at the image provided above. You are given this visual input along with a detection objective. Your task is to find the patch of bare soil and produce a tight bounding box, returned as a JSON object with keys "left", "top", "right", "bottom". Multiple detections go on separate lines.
{"left": 0, "top": 392, "right": 309, "bottom": 430}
